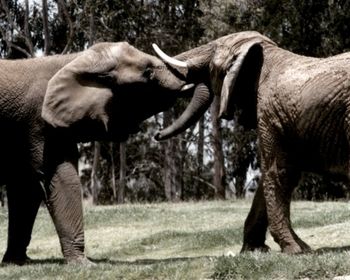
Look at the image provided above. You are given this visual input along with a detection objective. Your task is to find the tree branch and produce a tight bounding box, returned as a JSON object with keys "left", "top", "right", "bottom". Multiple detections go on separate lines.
{"left": 24, "top": 0, "right": 34, "bottom": 55}
{"left": 0, "top": 0, "right": 34, "bottom": 57}
{"left": 193, "top": 176, "right": 217, "bottom": 191}
{"left": 0, "top": 28, "right": 32, "bottom": 57}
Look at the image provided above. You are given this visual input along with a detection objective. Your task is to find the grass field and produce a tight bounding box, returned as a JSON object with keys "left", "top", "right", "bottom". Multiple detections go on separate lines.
{"left": 1, "top": 200, "right": 350, "bottom": 279}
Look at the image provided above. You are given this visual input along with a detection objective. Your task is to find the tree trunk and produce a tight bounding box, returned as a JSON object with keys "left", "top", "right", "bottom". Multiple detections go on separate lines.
{"left": 163, "top": 109, "right": 182, "bottom": 202}
{"left": 118, "top": 142, "right": 126, "bottom": 204}
{"left": 163, "top": 110, "right": 173, "bottom": 201}
{"left": 211, "top": 95, "right": 226, "bottom": 199}
{"left": 24, "top": 0, "right": 34, "bottom": 56}
{"left": 90, "top": 141, "right": 101, "bottom": 205}
{"left": 88, "top": 3, "right": 95, "bottom": 47}
{"left": 42, "top": 0, "right": 50, "bottom": 55}
{"left": 195, "top": 116, "right": 205, "bottom": 199}
{"left": 235, "top": 176, "right": 245, "bottom": 199}
{"left": 57, "top": 0, "right": 74, "bottom": 54}
{"left": 110, "top": 143, "right": 117, "bottom": 203}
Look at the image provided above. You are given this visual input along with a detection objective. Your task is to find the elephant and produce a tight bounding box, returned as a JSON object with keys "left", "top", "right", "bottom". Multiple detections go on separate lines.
{"left": 152, "top": 31, "right": 350, "bottom": 254}
{"left": 0, "top": 41, "right": 211, "bottom": 265}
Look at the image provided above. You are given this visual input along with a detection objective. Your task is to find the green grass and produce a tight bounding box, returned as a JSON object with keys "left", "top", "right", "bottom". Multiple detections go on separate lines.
{"left": 213, "top": 251, "right": 350, "bottom": 280}
{"left": 1, "top": 200, "right": 350, "bottom": 279}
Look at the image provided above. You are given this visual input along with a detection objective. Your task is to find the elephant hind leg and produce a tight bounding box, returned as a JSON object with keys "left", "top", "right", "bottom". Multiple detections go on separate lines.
{"left": 241, "top": 180, "right": 270, "bottom": 253}
{"left": 264, "top": 159, "right": 311, "bottom": 254}
{"left": 2, "top": 180, "right": 43, "bottom": 265}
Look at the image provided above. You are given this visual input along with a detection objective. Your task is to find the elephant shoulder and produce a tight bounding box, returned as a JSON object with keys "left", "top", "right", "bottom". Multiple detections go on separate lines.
{"left": 24, "top": 79, "right": 48, "bottom": 117}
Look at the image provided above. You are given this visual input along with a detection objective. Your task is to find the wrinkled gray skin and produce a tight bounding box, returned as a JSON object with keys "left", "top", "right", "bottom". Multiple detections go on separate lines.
{"left": 155, "top": 31, "right": 350, "bottom": 254}
{"left": 0, "top": 42, "right": 201, "bottom": 265}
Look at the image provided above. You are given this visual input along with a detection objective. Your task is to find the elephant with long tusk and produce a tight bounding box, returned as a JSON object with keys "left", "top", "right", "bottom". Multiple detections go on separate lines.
{"left": 152, "top": 33, "right": 265, "bottom": 141}
{"left": 153, "top": 31, "right": 350, "bottom": 254}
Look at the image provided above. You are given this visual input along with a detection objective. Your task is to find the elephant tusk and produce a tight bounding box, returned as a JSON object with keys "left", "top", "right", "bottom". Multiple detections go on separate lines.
{"left": 152, "top": 43, "right": 188, "bottom": 68}
{"left": 180, "top": 83, "right": 195, "bottom": 91}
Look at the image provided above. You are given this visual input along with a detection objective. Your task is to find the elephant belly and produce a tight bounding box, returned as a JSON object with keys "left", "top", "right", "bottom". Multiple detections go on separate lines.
{"left": 0, "top": 125, "right": 44, "bottom": 186}
{"left": 296, "top": 130, "right": 350, "bottom": 176}
{"left": 295, "top": 88, "right": 350, "bottom": 175}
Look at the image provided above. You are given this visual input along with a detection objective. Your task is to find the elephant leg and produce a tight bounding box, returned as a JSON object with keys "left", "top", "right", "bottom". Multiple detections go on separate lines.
{"left": 43, "top": 137, "right": 92, "bottom": 264}
{"left": 263, "top": 159, "right": 310, "bottom": 253}
{"left": 241, "top": 179, "right": 270, "bottom": 252}
{"left": 44, "top": 159, "right": 89, "bottom": 264}
{"left": 2, "top": 180, "right": 43, "bottom": 265}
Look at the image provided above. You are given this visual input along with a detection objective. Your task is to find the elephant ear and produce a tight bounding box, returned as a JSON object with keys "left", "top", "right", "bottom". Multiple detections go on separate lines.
{"left": 42, "top": 48, "right": 116, "bottom": 128}
{"left": 219, "top": 41, "right": 263, "bottom": 128}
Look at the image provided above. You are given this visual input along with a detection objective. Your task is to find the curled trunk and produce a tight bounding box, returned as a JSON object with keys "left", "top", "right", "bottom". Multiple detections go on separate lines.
{"left": 155, "top": 83, "right": 213, "bottom": 141}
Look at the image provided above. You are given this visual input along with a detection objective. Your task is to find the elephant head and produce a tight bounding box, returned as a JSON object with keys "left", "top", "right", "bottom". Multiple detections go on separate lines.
{"left": 153, "top": 31, "right": 275, "bottom": 140}
{"left": 41, "top": 42, "right": 198, "bottom": 142}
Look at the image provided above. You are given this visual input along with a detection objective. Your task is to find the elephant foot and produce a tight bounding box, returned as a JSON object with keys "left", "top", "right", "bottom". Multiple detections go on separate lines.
{"left": 281, "top": 240, "right": 311, "bottom": 254}
{"left": 2, "top": 254, "right": 32, "bottom": 266}
{"left": 66, "top": 256, "right": 96, "bottom": 266}
{"left": 240, "top": 243, "right": 270, "bottom": 253}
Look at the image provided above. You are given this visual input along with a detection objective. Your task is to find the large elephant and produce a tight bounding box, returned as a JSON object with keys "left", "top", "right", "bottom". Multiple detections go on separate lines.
{"left": 0, "top": 42, "right": 209, "bottom": 265}
{"left": 153, "top": 31, "right": 350, "bottom": 254}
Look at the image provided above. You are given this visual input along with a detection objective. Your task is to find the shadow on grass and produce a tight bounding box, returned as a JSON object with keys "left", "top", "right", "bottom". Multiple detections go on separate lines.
{"left": 28, "top": 258, "right": 66, "bottom": 265}
{"left": 7, "top": 255, "right": 213, "bottom": 266}
{"left": 90, "top": 255, "right": 214, "bottom": 265}
{"left": 316, "top": 245, "right": 350, "bottom": 254}
{"left": 15, "top": 247, "right": 350, "bottom": 267}
{"left": 0, "top": 258, "right": 66, "bottom": 266}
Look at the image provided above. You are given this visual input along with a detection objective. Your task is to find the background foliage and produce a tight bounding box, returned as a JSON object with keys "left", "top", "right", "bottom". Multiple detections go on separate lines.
{"left": 0, "top": 0, "right": 349, "bottom": 203}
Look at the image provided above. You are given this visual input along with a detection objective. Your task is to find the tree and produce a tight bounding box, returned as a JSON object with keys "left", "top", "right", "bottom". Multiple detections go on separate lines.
{"left": 222, "top": 121, "right": 258, "bottom": 198}
{"left": 118, "top": 142, "right": 126, "bottom": 204}
{"left": 42, "top": 0, "right": 50, "bottom": 55}
{"left": 90, "top": 142, "right": 102, "bottom": 204}
{"left": 194, "top": 116, "right": 205, "bottom": 199}
{"left": 210, "top": 95, "right": 226, "bottom": 199}
{"left": 0, "top": 0, "right": 35, "bottom": 57}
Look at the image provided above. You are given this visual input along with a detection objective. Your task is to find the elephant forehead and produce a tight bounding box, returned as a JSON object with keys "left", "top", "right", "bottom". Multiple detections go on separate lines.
{"left": 110, "top": 43, "right": 160, "bottom": 68}
{"left": 110, "top": 43, "right": 129, "bottom": 57}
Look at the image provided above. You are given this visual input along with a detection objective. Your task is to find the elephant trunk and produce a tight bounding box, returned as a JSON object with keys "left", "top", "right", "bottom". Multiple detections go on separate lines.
{"left": 155, "top": 83, "right": 213, "bottom": 141}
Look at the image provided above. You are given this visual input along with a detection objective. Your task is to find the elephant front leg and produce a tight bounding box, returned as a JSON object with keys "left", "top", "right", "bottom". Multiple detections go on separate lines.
{"left": 45, "top": 160, "right": 89, "bottom": 264}
{"left": 241, "top": 180, "right": 270, "bottom": 253}
{"left": 264, "top": 160, "right": 310, "bottom": 254}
